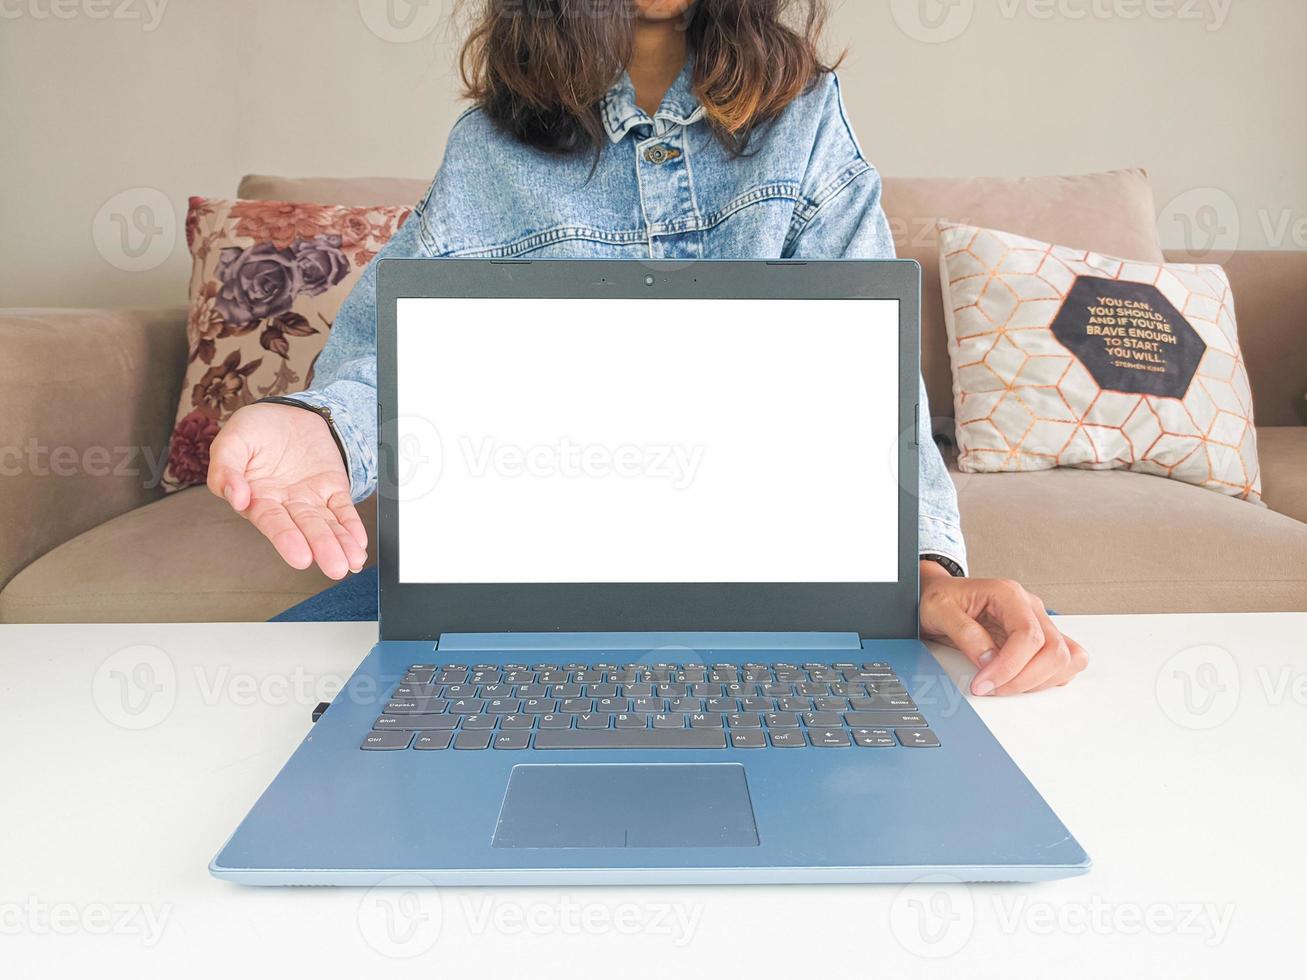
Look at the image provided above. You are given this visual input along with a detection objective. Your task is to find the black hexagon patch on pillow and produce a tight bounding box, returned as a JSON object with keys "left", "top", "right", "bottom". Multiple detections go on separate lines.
{"left": 1050, "top": 276, "right": 1206, "bottom": 399}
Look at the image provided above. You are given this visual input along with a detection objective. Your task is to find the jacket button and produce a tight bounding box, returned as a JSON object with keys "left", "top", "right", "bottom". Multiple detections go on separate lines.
{"left": 644, "top": 145, "right": 671, "bottom": 165}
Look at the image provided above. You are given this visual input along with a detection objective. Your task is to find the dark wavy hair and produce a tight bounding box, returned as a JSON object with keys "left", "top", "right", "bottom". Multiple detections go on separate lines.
{"left": 459, "top": 0, "right": 838, "bottom": 155}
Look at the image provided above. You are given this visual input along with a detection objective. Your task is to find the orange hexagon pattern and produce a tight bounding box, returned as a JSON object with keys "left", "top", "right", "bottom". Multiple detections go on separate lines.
{"left": 939, "top": 222, "right": 1261, "bottom": 503}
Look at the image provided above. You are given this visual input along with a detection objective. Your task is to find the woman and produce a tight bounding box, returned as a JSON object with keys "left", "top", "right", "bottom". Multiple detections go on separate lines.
{"left": 208, "top": 0, "right": 1087, "bottom": 696}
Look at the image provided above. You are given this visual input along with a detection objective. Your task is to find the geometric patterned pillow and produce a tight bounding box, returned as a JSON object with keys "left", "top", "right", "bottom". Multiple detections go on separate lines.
{"left": 162, "top": 197, "right": 412, "bottom": 492}
{"left": 939, "top": 222, "right": 1262, "bottom": 503}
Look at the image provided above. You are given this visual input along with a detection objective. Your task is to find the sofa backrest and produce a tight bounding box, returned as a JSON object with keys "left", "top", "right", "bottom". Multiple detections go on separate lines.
{"left": 237, "top": 170, "right": 1304, "bottom": 427}
{"left": 880, "top": 170, "right": 1164, "bottom": 421}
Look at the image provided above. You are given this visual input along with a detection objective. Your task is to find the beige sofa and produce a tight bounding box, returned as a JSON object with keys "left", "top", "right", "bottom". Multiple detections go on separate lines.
{"left": 2, "top": 171, "right": 1304, "bottom": 623}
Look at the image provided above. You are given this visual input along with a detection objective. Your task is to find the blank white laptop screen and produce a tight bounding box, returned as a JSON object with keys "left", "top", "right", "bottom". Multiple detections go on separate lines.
{"left": 395, "top": 297, "right": 900, "bottom": 584}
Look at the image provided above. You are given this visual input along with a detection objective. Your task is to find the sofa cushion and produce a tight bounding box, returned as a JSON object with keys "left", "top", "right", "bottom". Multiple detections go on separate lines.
{"left": 0, "top": 488, "right": 377, "bottom": 624}
{"left": 953, "top": 458, "right": 1307, "bottom": 614}
{"left": 163, "top": 197, "right": 414, "bottom": 491}
{"left": 938, "top": 222, "right": 1262, "bottom": 503}
{"left": 882, "top": 170, "right": 1165, "bottom": 422}
{"left": 1258, "top": 427, "right": 1307, "bottom": 525}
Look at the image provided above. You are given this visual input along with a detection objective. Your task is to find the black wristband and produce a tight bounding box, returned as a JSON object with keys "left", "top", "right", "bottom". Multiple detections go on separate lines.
{"left": 921, "top": 553, "right": 966, "bottom": 578}
{"left": 255, "top": 396, "right": 351, "bottom": 474}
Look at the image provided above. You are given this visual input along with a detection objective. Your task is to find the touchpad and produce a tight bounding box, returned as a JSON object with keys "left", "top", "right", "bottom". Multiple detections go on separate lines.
{"left": 493, "top": 764, "right": 759, "bottom": 848}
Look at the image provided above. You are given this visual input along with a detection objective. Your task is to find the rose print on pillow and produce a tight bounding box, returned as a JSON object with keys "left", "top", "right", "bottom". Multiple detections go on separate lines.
{"left": 162, "top": 197, "right": 412, "bottom": 492}
{"left": 215, "top": 244, "right": 302, "bottom": 326}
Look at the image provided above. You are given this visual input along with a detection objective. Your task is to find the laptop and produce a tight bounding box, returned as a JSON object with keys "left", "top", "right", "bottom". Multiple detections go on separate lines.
{"left": 211, "top": 259, "right": 1090, "bottom": 885}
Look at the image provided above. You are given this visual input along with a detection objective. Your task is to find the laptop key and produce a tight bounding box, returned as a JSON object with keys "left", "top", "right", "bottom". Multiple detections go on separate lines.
{"left": 615, "top": 713, "right": 648, "bottom": 729}
{"left": 726, "top": 713, "right": 762, "bottom": 729}
{"left": 689, "top": 713, "right": 724, "bottom": 728}
{"left": 730, "top": 731, "right": 767, "bottom": 749}
{"left": 576, "top": 713, "right": 612, "bottom": 729}
{"left": 769, "top": 730, "right": 807, "bottom": 748}
{"left": 850, "top": 696, "right": 917, "bottom": 711}
{"left": 361, "top": 731, "right": 412, "bottom": 750}
{"left": 453, "top": 731, "right": 493, "bottom": 750}
{"left": 812, "top": 729, "right": 852, "bottom": 747}
{"left": 802, "top": 711, "right": 845, "bottom": 728}
{"left": 653, "top": 713, "right": 686, "bottom": 729}
{"left": 383, "top": 699, "right": 448, "bottom": 715}
{"left": 461, "top": 714, "right": 496, "bottom": 730}
{"left": 446, "top": 699, "right": 485, "bottom": 714}
{"left": 852, "top": 728, "right": 897, "bottom": 747}
{"left": 813, "top": 697, "right": 850, "bottom": 712}
{"left": 392, "top": 684, "right": 442, "bottom": 699}
{"left": 764, "top": 712, "right": 800, "bottom": 728}
{"left": 897, "top": 729, "right": 941, "bottom": 748}
{"left": 414, "top": 732, "right": 453, "bottom": 750}
{"left": 538, "top": 713, "right": 571, "bottom": 729}
{"left": 408, "top": 714, "right": 458, "bottom": 730}
{"left": 534, "top": 730, "right": 726, "bottom": 750}
{"left": 500, "top": 714, "right": 534, "bottom": 730}
{"left": 494, "top": 732, "right": 531, "bottom": 750}
{"left": 373, "top": 715, "right": 449, "bottom": 731}
{"left": 846, "top": 711, "right": 927, "bottom": 728}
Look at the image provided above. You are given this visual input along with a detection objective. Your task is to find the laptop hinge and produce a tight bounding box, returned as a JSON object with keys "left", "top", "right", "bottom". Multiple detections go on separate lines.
{"left": 434, "top": 632, "right": 864, "bottom": 653}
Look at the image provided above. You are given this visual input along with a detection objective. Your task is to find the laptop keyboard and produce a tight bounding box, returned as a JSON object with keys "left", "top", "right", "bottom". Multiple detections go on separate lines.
{"left": 360, "top": 662, "right": 939, "bottom": 751}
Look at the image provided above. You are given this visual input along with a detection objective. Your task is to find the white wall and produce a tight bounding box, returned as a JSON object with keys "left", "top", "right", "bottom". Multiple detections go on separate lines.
{"left": 1, "top": 0, "right": 1303, "bottom": 309}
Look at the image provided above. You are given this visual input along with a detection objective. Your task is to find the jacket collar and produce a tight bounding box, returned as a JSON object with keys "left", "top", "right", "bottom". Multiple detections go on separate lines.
{"left": 601, "top": 62, "right": 706, "bottom": 143}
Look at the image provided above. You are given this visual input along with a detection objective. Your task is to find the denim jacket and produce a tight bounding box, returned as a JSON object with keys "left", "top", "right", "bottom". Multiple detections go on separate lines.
{"left": 294, "top": 67, "right": 968, "bottom": 571}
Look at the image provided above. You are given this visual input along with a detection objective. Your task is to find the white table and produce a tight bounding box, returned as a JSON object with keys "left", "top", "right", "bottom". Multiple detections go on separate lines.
{"left": 2, "top": 614, "right": 1304, "bottom": 978}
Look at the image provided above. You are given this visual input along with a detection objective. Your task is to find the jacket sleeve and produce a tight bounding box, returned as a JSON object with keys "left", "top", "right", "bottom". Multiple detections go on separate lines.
{"left": 786, "top": 164, "right": 970, "bottom": 574}
{"left": 290, "top": 205, "right": 430, "bottom": 503}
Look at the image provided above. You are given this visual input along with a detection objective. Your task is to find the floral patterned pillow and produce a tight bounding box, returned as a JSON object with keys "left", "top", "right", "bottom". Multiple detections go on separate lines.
{"left": 163, "top": 197, "right": 412, "bottom": 491}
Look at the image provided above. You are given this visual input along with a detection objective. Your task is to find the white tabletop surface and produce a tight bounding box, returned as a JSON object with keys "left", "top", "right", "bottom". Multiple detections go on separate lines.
{"left": 2, "top": 613, "right": 1304, "bottom": 978}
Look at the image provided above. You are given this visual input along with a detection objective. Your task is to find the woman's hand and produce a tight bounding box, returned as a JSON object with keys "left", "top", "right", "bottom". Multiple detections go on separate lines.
{"left": 207, "top": 404, "right": 368, "bottom": 580}
{"left": 919, "top": 563, "right": 1088, "bottom": 697}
